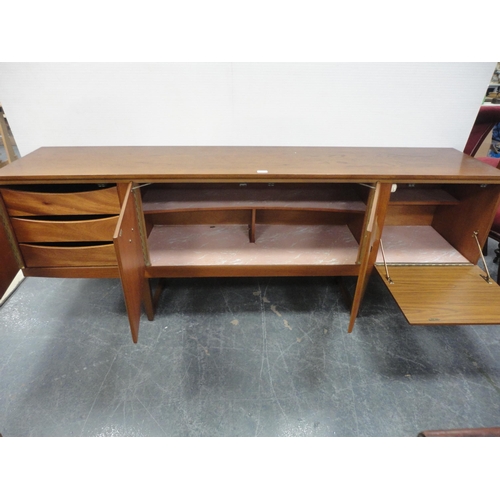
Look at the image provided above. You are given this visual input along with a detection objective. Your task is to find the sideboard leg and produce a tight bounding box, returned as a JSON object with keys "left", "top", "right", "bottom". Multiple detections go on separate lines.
{"left": 152, "top": 278, "right": 167, "bottom": 314}
{"left": 142, "top": 278, "right": 155, "bottom": 321}
{"left": 336, "top": 277, "right": 353, "bottom": 310}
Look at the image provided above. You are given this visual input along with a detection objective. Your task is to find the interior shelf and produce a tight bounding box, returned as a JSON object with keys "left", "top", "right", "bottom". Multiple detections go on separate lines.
{"left": 376, "top": 226, "right": 469, "bottom": 264}
{"left": 142, "top": 184, "right": 367, "bottom": 213}
{"left": 389, "top": 187, "right": 458, "bottom": 205}
{"left": 148, "top": 224, "right": 360, "bottom": 267}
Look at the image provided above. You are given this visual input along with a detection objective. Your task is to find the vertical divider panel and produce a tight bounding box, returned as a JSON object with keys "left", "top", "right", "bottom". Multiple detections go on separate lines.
{"left": 250, "top": 208, "right": 256, "bottom": 243}
{"left": 132, "top": 187, "right": 154, "bottom": 320}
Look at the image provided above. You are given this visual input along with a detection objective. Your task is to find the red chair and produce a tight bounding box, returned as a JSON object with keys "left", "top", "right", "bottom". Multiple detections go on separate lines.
{"left": 464, "top": 105, "right": 500, "bottom": 282}
{"left": 464, "top": 105, "right": 500, "bottom": 157}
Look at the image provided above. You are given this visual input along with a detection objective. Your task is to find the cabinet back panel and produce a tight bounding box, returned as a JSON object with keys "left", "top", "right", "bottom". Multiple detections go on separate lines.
{"left": 256, "top": 210, "right": 354, "bottom": 226}
{"left": 384, "top": 205, "right": 436, "bottom": 226}
{"left": 146, "top": 210, "right": 252, "bottom": 226}
{"left": 432, "top": 184, "right": 500, "bottom": 262}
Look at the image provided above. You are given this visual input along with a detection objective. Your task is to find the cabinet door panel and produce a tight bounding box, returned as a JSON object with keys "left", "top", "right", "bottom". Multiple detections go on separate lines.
{"left": 0, "top": 195, "right": 22, "bottom": 300}
{"left": 348, "top": 182, "right": 392, "bottom": 332}
{"left": 0, "top": 210, "right": 21, "bottom": 299}
{"left": 375, "top": 265, "right": 500, "bottom": 325}
{"left": 114, "top": 183, "right": 146, "bottom": 343}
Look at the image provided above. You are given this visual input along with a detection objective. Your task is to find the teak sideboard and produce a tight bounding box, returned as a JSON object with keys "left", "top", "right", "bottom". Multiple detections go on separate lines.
{"left": 2, "top": 146, "right": 500, "bottom": 343}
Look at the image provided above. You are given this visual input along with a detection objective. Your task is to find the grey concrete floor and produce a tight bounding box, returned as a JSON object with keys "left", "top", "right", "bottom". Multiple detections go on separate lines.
{"left": 1, "top": 241, "right": 500, "bottom": 437}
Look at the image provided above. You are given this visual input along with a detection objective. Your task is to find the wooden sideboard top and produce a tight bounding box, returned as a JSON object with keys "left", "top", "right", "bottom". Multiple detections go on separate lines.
{"left": 1, "top": 146, "right": 500, "bottom": 184}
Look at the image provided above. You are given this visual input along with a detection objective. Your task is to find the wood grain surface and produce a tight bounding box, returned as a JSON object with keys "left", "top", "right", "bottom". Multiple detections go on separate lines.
{"left": 0, "top": 186, "right": 121, "bottom": 216}
{"left": 1, "top": 147, "right": 500, "bottom": 184}
{"left": 376, "top": 265, "right": 500, "bottom": 324}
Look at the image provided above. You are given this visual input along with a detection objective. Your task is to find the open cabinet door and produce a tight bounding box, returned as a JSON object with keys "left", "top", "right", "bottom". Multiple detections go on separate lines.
{"left": 114, "top": 183, "right": 147, "bottom": 343}
{"left": 348, "top": 182, "right": 392, "bottom": 332}
{"left": 0, "top": 195, "right": 22, "bottom": 302}
{"left": 375, "top": 264, "right": 500, "bottom": 325}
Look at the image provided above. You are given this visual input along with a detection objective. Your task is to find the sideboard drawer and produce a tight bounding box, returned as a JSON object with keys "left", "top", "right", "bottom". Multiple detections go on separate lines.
{"left": 19, "top": 243, "right": 117, "bottom": 267}
{"left": 0, "top": 186, "right": 121, "bottom": 216}
{"left": 11, "top": 215, "right": 120, "bottom": 242}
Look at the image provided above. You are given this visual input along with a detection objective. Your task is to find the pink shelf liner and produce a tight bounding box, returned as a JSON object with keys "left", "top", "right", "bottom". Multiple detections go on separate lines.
{"left": 148, "top": 224, "right": 359, "bottom": 267}
{"left": 376, "top": 226, "right": 469, "bottom": 264}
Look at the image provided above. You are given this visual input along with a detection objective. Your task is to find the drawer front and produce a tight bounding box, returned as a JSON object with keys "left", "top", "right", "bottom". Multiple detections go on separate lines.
{"left": 11, "top": 216, "right": 119, "bottom": 242}
{"left": 20, "top": 243, "right": 117, "bottom": 267}
{"left": 0, "top": 186, "right": 121, "bottom": 216}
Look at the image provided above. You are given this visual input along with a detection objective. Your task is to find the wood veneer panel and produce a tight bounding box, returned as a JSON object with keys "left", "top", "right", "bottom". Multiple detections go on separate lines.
{"left": 11, "top": 215, "right": 119, "bottom": 242}
{"left": 147, "top": 210, "right": 252, "bottom": 226}
{"left": 384, "top": 205, "right": 436, "bottom": 226}
{"left": 142, "top": 184, "right": 366, "bottom": 212}
{"left": 432, "top": 184, "right": 500, "bottom": 263}
{"left": 389, "top": 187, "right": 458, "bottom": 205}
{"left": 145, "top": 264, "right": 360, "bottom": 278}
{"left": 114, "top": 184, "right": 147, "bottom": 343}
{"left": 2, "top": 147, "right": 500, "bottom": 184}
{"left": 0, "top": 186, "right": 121, "bottom": 216}
{"left": 0, "top": 196, "right": 22, "bottom": 298}
{"left": 255, "top": 210, "right": 354, "bottom": 226}
{"left": 349, "top": 182, "right": 392, "bottom": 332}
{"left": 19, "top": 243, "right": 117, "bottom": 267}
{"left": 375, "top": 265, "right": 500, "bottom": 324}
{"left": 147, "top": 210, "right": 356, "bottom": 228}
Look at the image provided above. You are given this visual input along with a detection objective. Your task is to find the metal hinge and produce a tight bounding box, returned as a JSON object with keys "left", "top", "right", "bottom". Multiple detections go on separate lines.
{"left": 472, "top": 230, "right": 493, "bottom": 284}
{"left": 379, "top": 239, "right": 394, "bottom": 284}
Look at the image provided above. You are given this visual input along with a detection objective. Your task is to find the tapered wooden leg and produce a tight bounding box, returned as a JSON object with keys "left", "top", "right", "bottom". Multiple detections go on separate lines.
{"left": 152, "top": 278, "right": 167, "bottom": 313}
{"left": 142, "top": 278, "right": 155, "bottom": 321}
{"left": 336, "top": 277, "right": 353, "bottom": 311}
{"left": 348, "top": 274, "right": 371, "bottom": 333}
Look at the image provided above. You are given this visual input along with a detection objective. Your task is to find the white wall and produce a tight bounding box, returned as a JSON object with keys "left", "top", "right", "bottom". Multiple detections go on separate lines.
{"left": 0, "top": 62, "right": 495, "bottom": 156}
